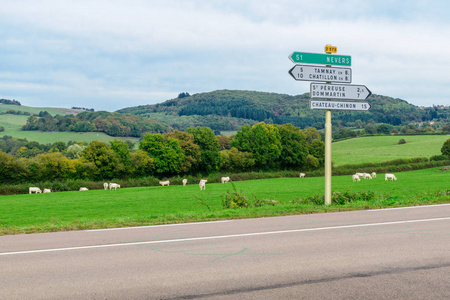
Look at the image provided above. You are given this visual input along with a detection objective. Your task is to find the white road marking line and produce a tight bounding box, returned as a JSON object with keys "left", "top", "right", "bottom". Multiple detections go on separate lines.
{"left": 367, "top": 203, "right": 450, "bottom": 211}
{"left": 86, "top": 220, "right": 232, "bottom": 232}
{"left": 1, "top": 217, "right": 449, "bottom": 256}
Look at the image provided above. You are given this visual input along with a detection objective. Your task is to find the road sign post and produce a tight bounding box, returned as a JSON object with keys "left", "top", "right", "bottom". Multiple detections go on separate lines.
{"left": 288, "top": 46, "right": 370, "bottom": 206}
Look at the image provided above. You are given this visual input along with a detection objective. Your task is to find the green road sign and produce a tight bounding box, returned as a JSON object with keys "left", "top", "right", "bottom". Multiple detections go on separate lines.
{"left": 289, "top": 52, "right": 351, "bottom": 66}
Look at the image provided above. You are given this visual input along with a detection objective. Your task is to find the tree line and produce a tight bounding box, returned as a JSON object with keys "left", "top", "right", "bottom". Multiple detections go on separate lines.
{"left": 21, "top": 111, "right": 171, "bottom": 137}
{"left": 0, "top": 123, "right": 325, "bottom": 184}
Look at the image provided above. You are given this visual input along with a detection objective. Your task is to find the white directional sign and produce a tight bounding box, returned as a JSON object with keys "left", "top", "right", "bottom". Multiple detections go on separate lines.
{"left": 310, "top": 83, "right": 371, "bottom": 100}
{"left": 289, "top": 65, "right": 352, "bottom": 83}
{"left": 310, "top": 100, "right": 371, "bottom": 111}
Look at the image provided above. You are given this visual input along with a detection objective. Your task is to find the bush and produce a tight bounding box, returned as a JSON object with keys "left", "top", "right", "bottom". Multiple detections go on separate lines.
{"left": 222, "top": 183, "right": 250, "bottom": 209}
{"left": 442, "top": 138, "right": 450, "bottom": 157}
{"left": 430, "top": 155, "right": 449, "bottom": 161}
{"left": 398, "top": 138, "right": 406, "bottom": 144}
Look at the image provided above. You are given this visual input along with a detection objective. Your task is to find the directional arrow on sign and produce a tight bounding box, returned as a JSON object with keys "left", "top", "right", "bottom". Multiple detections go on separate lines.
{"left": 289, "top": 64, "right": 352, "bottom": 83}
{"left": 289, "top": 52, "right": 351, "bottom": 66}
{"left": 310, "top": 83, "right": 371, "bottom": 100}
{"left": 310, "top": 100, "right": 371, "bottom": 111}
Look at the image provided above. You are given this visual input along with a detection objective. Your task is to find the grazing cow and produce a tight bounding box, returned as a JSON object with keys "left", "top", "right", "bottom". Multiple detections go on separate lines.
{"left": 363, "top": 173, "right": 372, "bottom": 180}
{"left": 352, "top": 174, "right": 360, "bottom": 182}
{"left": 199, "top": 179, "right": 207, "bottom": 190}
{"left": 299, "top": 173, "right": 306, "bottom": 178}
{"left": 29, "top": 187, "right": 42, "bottom": 194}
{"left": 385, "top": 173, "right": 397, "bottom": 181}
{"left": 109, "top": 183, "right": 121, "bottom": 190}
{"left": 221, "top": 176, "right": 230, "bottom": 184}
{"left": 371, "top": 172, "right": 377, "bottom": 178}
{"left": 103, "top": 182, "right": 109, "bottom": 190}
{"left": 159, "top": 181, "right": 170, "bottom": 186}
{"left": 79, "top": 187, "right": 89, "bottom": 191}
{"left": 43, "top": 188, "right": 51, "bottom": 193}
{"left": 182, "top": 179, "right": 187, "bottom": 186}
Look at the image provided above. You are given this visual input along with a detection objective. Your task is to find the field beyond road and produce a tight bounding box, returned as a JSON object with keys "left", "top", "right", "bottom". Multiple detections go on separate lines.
{"left": 332, "top": 135, "right": 449, "bottom": 166}
{"left": 0, "top": 167, "right": 449, "bottom": 235}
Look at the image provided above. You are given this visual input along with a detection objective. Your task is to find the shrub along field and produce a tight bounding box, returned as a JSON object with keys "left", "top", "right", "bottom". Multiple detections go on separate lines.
{"left": 332, "top": 135, "right": 449, "bottom": 166}
{"left": 0, "top": 167, "right": 448, "bottom": 235}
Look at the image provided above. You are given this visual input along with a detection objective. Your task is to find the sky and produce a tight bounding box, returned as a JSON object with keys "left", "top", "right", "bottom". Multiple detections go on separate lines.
{"left": 1, "top": 0, "right": 449, "bottom": 112}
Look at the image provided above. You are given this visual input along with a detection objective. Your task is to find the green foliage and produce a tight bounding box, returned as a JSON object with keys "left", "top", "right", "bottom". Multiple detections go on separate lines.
{"left": 398, "top": 138, "right": 406, "bottom": 144}
{"left": 186, "top": 127, "right": 221, "bottom": 173}
{"left": 81, "top": 140, "right": 120, "bottom": 180}
{"left": 276, "top": 123, "right": 308, "bottom": 168}
{"left": 164, "top": 130, "right": 201, "bottom": 173}
{"left": 117, "top": 90, "right": 450, "bottom": 131}
{"left": 442, "top": 138, "right": 450, "bottom": 157}
{"left": 231, "top": 122, "right": 282, "bottom": 169}
{"left": 219, "top": 147, "right": 255, "bottom": 172}
{"left": 222, "top": 182, "right": 250, "bottom": 209}
{"left": 21, "top": 111, "right": 171, "bottom": 137}
{"left": 139, "top": 133, "right": 184, "bottom": 175}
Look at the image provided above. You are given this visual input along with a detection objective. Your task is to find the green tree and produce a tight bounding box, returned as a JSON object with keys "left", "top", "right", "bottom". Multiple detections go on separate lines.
{"left": 219, "top": 147, "right": 255, "bottom": 171}
{"left": 110, "top": 139, "right": 131, "bottom": 166}
{"left": 276, "top": 124, "right": 308, "bottom": 169}
{"left": 441, "top": 138, "right": 450, "bottom": 157}
{"left": 81, "top": 140, "right": 120, "bottom": 179}
{"left": 139, "top": 133, "right": 185, "bottom": 175}
{"left": 231, "top": 122, "right": 281, "bottom": 169}
{"left": 376, "top": 124, "right": 391, "bottom": 135}
{"left": 186, "top": 127, "right": 221, "bottom": 173}
{"left": 164, "top": 130, "right": 201, "bottom": 173}
{"left": 65, "top": 144, "right": 84, "bottom": 159}
{"left": 130, "top": 150, "right": 155, "bottom": 177}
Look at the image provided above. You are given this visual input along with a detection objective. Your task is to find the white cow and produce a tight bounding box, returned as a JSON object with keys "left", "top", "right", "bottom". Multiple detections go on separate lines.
{"left": 43, "top": 188, "right": 51, "bottom": 193}
{"left": 109, "top": 183, "right": 121, "bottom": 190}
{"left": 29, "top": 187, "right": 42, "bottom": 194}
{"left": 371, "top": 172, "right": 377, "bottom": 178}
{"left": 363, "top": 173, "right": 372, "bottom": 180}
{"left": 182, "top": 179, "right": 187, "bottom": 186}
{"left": 199, "top": 179, "right": 207, "bottom": 190}
{"left": 79, "top": 187, "right": 89, "bottom": 191}
{"left": 385, "top": 173, "right": 397, "bottom": 181}
{"left": 159, "top": 181, "right": 170, "bottom": 186}
{"left": 299, "top": 173, "right": 306, "bottom": 178}
{"left": 221, "top": 176, "right": 230, "bottom": 184}
{"left": 352, "top": 174, "right": 360, "bottom": 182}
{"left": 103, "top": 182, "right": 109, "bottom": 190}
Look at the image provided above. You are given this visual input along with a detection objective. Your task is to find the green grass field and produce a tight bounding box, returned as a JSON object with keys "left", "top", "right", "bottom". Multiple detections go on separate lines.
{"left": 0, "top": 107, "right": 139, "bottom": 144}
{"left": 1, "top": 167, "right": 448, "bottom": 235}
{"left": 332, "top": 135, "right": 449, "bottom": 166}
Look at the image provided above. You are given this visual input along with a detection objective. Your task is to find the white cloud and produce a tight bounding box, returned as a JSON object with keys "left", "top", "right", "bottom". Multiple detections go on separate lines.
{"left": 0, "top": 0, "right": 449, "bottom": 111}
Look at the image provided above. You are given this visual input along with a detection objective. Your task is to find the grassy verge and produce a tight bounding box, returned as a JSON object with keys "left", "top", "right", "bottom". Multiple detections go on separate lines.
{"left": 0, "top": 167, "right": 449, "bottom": 235}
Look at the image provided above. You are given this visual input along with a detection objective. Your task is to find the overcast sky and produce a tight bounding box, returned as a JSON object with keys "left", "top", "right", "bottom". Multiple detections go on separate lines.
{"left": 1, "top": 0, "right": 449, "bottom": 111}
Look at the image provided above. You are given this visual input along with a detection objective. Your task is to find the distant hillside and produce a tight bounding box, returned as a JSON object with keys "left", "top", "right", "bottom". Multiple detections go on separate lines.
{"left": 117, "top": 90, "right": 449, "bottom": 131}
{"left": 21, "top": 111, "right": 172, "bottom": 137}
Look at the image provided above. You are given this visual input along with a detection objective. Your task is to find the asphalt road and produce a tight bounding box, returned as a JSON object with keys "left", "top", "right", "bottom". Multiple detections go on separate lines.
{"left": 1, "top": 204, "right": 449, "bottom": 299}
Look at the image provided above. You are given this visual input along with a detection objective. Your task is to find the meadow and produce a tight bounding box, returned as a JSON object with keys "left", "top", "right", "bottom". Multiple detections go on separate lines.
{"left": 332, "top": 135, "right": 449, "bottom": 166}
{"left": 1, "top": 167, "right": 448, "bottom": 235}
{"left": 0, "top": 106, "right": 139, "bottom": 144}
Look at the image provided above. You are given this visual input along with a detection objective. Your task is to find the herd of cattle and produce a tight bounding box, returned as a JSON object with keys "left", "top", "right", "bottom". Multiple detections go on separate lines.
{"left": 350, "top": 172, "right": 398, "bottom": 182}
{"left": 28, "top": 173, "right": 396, "bottom": 194}
{"left": 28, "top": 176, "right": 231, "bottom": 194}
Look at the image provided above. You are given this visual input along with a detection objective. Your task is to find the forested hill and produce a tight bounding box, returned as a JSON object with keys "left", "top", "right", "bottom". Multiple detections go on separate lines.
{"left": 116, "top": 90, "right": 448, "bottom": 131}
